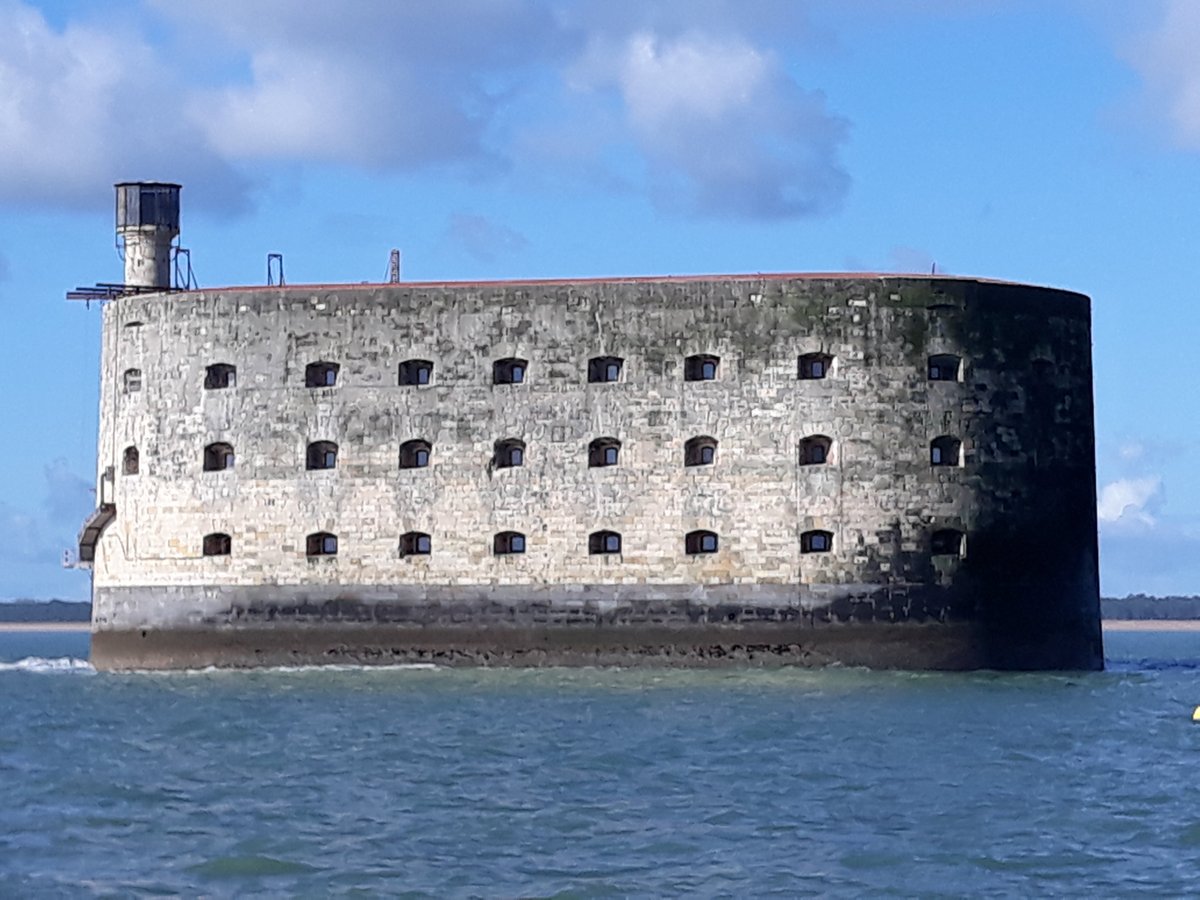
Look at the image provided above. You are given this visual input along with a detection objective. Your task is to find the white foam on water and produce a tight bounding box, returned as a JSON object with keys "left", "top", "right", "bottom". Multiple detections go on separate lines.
{"left": 124, "top": 662, "right": 444, "bottom": 676}
{"left": 0, "top": 656, "right": 95, "bottom": 674}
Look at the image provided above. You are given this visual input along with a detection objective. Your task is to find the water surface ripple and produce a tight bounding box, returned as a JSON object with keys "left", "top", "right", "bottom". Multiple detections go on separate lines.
{"left": 1, "top": 631, "right": 1197, "bottom": 897}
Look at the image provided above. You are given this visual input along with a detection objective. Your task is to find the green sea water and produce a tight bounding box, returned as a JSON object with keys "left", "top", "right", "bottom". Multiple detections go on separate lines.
{"left": 1, "top": 630, "right": 1198, "bottom": 897}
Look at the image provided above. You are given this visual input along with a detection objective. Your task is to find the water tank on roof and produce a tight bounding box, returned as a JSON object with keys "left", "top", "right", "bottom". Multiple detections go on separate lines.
{"left": 115, "top": 182, "right": 181, "bottom": 290}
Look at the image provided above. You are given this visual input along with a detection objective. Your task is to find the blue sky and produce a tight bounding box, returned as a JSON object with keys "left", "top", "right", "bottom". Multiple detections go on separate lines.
{"left": 2, "top": 0, "right": 1198, "bottom": 600}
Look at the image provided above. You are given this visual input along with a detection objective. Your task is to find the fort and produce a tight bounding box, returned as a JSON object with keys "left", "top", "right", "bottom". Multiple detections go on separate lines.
{"left": 77, "top": 183, "right": 1103, "bottom": 671}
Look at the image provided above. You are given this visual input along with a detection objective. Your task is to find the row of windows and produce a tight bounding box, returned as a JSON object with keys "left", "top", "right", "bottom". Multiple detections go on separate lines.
{"left": 121, "top": 435, "right": 965, "bottom": 475}
{"left": 121, "top": 354, "right": 970, "bottom": 394}
{"left": 197, "top": 528, "right": 967, "bottom": 558}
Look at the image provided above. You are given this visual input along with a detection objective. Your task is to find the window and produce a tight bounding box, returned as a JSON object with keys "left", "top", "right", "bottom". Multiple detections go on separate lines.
{"left": 202, "top": 533, "right": 231, "bottom": 557}
{"left": 203, "top": 442, "right": 235, "bottom": 472}
{"left": 399, "top": 359, "right": 433, "bottom": 386}
{"left": 494, "top": 438, "right": 525, "bottom": 469}
{"left": 684, "top": 354, "right": 719, "bottom": 382}
{"left": 801, "top": 530, "right": 833, "bottom": 553}
{"left": 493, "top": 357, "right": 527, "bottom": 385}
{"left": 799, "top": 435, "right": 832, "bottom": 466}
{"left": 123, "top": 368, "right": 142, "bottom": 393}
{"left": 930, "top": 436, "right": 962, "bottom": 467}
{"left": 305, "top": 361, "right": 339, "bottom": 387}
{"left": 927, "top": 354, "right": 961, "bottom": 382}
{"left": 931, "top": 529, "right": 965, "bottom": 557}
{"left": 122, "top": 445, "right": 139, "bottom": 476}
{"left": 400, "top": 531, "right": 432, "bottom": 557}
{"left": 588, "top": 356, "right": 623, "bottom": 383}
{"left": 494, "top": 531, "right": 526, "bottom": 555}
{"left": 588, "top": 437, "right": 621, "bottom": 468}
{"left": 684, "top": 436, "right": 718, "bottom": 467}
{"left": 798, "top": 353, "right": 832, "bottom": 380}
{"left": 306, "top": 531, "right": 338, "bottom": 556}
{"left": 589, "top": 530, "right": 622, "bottom": 555}
{"left": 399, "top": 439, "right": 431, "bottom": 469}
{"left": 685, "top": 530, "right": 719, "bottom": 554}
{"left": 204, "top": 363, "right": 236, "bottom": 390}
{"left": 307, "top": 440, "right": 338, "bottom": 470}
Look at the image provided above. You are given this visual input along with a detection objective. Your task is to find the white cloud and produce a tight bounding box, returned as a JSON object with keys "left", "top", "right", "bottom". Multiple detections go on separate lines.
{"left": 570, "top": 31, "right": 849, "bottom": 217}
{"left": 0, "top": 1, "right": 247, "bottom": 210}
{"left": 1097, "top": 476, "right": 1162, "bottom": 526}
{"left": 1124, "top": 0, "right": 1200, "bottom": 149}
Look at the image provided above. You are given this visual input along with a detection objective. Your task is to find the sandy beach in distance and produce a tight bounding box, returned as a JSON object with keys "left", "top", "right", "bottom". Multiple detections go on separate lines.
{"left": 1102, "top": 620, "right": 1200, "bottom": 632}
{"left": 0, "top": 622, "right": 91, "bottom": 633}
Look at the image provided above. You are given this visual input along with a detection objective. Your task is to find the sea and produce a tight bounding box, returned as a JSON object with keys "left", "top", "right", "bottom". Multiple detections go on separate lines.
{"left": 1, "top": 630, "right": 1197, "bottom": 898}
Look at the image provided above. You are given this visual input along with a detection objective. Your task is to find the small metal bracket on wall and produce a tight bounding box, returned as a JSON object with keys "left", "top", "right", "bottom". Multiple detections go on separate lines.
{"left": 173, "top": 247, "right": 197, "bottom": 290}
{"left": 267, "top": 253, "right": 285, "bottom": 286}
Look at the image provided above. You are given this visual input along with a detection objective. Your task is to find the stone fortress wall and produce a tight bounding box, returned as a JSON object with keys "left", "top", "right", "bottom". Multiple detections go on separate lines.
{"left": 88, "top": 273, "right": 1103, "bottom": 670}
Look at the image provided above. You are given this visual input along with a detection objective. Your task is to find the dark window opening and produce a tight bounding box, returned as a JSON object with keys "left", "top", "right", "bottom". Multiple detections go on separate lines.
{"left": 399, "top": 439, "right": 431, "bottom": 469}
{"left": 930, "top": 436, "right": 962, "bottom": 467}
{"left": 799, "top": 435, "right": 832, "bottom": 466}
{"left": 202, "top": 532, "right": 231, "bottom": 557}
{"left": 685, "top": 530, "right": 719, "bottom": 554}
{"left": 684, "top": 354, "right": 719, "bottom": 382}
{"left": 307, "top": 440, "right": 338, "bottom": 470}
{"left": 928, "top": 354, "right": 961, "bottom": 382}
{"left": 931, "top": 529, "right": 965, "bottom": 557}
{"left": 305, "top": 361, "right": 339, "bottom": 387}
{"left": 684, "top": 436, "right": 718, "bottom": 467}
{"left": 589, "top": 530, "right": 622, "bottom": 555}
{"left": 306, "top": 531, "right": 338, "bottom": 556}
{"left": 494, "top": 531, "right": 526, "bottom": 555}
{"left": 798, "top": 353, "right": 832, "bottom": 380}
{"left": 204, "top": 363, "right": 236, "bottom": 390}
{"left": 494, "top": 439, "right": 525, "bottom": 469}
{"left": 588, "top": 356, "right": 623, "bottom": 383}
{"left": 588, "top": 437, "right": 621, "bottom": 468}
{"left": 122, "top": 445, "right": 139, "bottom": 476}
{"left": 399, "top": 359, "right": 433, "bottom": 386}
{"left": 493, "top": 357, "right": 527, "bottom": 385}
{"left": 1032, "top": 358, "right": 1055, "bottom": 379}
{"left": 203, "top": 442, "right": 235, "bottom": 472}
{"left": 123, "top": 368, "right": 142, "bottom": 393}
{"left": 801, "top": 530, "right": 833, "bottom": 553}
{"left": 400, "top": 531, "right": 432, "bottom": 556}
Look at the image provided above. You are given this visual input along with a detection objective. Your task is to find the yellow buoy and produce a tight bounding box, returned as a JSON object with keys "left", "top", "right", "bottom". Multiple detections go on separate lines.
{"left": 1194, "top": 706, "right": 1200, "bottom": 723}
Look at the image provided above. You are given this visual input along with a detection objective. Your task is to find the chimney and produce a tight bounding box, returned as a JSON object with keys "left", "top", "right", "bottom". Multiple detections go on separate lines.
{"left": 115, "top": 182, "right": 181, "bottom": 290}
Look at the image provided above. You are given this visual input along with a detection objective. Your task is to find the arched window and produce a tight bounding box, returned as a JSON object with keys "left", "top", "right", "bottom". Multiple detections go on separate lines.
{"left": 399, "top": 359, "right": 433, "bottom": 386}
{"left": 202, "top": 533, "right": 231, "bottom": 556}
{"left": 494, "top": 438, "right": 525, "bottom": 469}
{"left": 930, "top": 436, "right": 962, "bottom": 467}
{"left": 305, "top": 361, "right": 339, "bottom": 387}
{"left": 399, "top": 439, "right": 431, "bottom": 469}
{"left": 684, "top": 436, "right": 718, "bottom": 467}
{"left": 204, "top": 363, "right": 236, "bottom": 389}
{"left": 493, "top": 357, "right": 527, "bottom": 384}
{"left": 494, "top": 531, "right": 526, "bottom": 555}
{"left": 122, "top": 445, "right": 139, "bottom": 476}
{"left": 931, "top": 529, "right": 965, "bottom": 557}
{"left": 306, "top": 441, "right": 338, "bottom": 470}
{"left": 588, "top": 356, "right": 623, "bottom": 383}
{"left": 798, "top": 435, "right": 832, "bottom": 466}
{"left": 927, "top": 354, "right": 961, "bottom": 382}
{"left": 685, "top": 530, "right": 719, "bottom": 554}
{"left": 589, "top": 530, "right": 622, "bottom": 555}
{"left": 588, "top": 437, "right": 621, "bottom": 468}
{"left": 798, "top": 353, "right": 832, "bottom": 380}
{"left": 306, "top": 531, "right": 338, "bottom": 556}
{"left": 801, "top": 530, "right": 833, "bottom": 553}
{"left": 203, "top": 442, "right": 235, "bottom": 471}
{"left": 123, "top": 368, "right": 142, "bottom": 393}
{"left": 400, "top": 531, "right": 432, "bottom": 557}
{"left": 684, "top": 354, "right": 719, "bottom": 381}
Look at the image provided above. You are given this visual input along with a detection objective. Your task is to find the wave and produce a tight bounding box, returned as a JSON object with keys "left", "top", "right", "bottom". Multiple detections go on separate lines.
{"left": 0, "top": 656, "right": 95, "bottom": 674}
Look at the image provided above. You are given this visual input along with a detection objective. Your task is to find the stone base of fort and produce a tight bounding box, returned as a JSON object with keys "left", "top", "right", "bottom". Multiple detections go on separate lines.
{"left": 88, "top": 584, "right": 1103, "bottom": 672}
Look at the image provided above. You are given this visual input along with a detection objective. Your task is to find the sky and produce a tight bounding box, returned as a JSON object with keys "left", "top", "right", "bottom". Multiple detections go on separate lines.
{"left": 2, "top": 0, "right": 1198, "bottom": 601}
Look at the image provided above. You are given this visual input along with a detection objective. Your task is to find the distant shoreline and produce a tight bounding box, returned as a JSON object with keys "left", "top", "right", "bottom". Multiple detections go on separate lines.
{"left": 1101, "top": 620, "right": 1200, "bottom": 632}
{"left": 1, "top": 621, "right": 1197, "bottom": 635}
